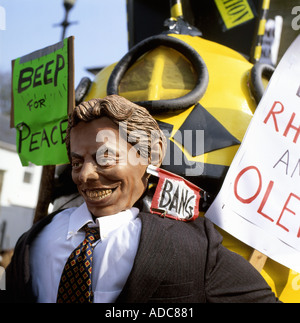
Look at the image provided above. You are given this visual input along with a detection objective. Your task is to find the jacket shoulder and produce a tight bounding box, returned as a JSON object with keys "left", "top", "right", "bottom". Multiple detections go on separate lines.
{"left": 5, "top": 209, "right": 65, "bottom": 302}
{"left": 139, "top": 212, "right": 222, "bottom": 242}
{"left": 138, "top": 212, "right": 223, "bottom": 260}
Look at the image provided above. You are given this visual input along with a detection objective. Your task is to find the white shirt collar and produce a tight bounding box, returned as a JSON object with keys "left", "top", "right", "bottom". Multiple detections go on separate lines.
{"left": 67, "top": 203, "right": 93, "bottom": 239}
{"left": 96, "top": 207, "right": 139, "bottom": 240}
{"left": 67, "top": 203, "right": 139, "bottom": 240}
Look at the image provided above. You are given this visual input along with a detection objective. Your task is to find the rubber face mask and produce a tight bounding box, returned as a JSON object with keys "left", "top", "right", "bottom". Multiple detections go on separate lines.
{"left": 70, "top": 117, "right": 148, "bottom": 217}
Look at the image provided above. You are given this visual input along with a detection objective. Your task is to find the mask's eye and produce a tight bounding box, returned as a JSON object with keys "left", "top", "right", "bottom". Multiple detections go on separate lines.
{"left": 71, "top": 161, "right": 83, "bottom": 170}
{"left": 96, "top": 145, "right": 118, "bottom": 167}
{"left": 96, "top": 155, "right": 117, "bottom": 167}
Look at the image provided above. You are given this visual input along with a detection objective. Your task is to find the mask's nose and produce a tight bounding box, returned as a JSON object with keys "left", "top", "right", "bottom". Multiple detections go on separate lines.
{"left": 78, "top": 161, "right": 99, "bottom": 183}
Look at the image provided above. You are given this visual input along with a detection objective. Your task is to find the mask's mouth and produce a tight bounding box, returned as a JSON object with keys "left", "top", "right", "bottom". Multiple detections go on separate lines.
{"left": 84, "top": 188, "right": 116, "bottom": 201}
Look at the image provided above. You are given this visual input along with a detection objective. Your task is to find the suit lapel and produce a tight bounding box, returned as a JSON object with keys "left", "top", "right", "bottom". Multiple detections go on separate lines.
{"left": 116, "top": 212, "right": 177, "bottom": 303}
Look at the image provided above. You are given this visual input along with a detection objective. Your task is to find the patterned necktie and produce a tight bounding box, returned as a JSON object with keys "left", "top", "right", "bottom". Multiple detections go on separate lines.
{"left": 56, "top": 225, "right": 100, "bottom": 303}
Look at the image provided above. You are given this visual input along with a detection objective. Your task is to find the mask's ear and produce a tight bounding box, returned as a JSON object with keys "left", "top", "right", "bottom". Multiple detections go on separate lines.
{"left": 149, "top": 140, "right": 164, "bottom": 167}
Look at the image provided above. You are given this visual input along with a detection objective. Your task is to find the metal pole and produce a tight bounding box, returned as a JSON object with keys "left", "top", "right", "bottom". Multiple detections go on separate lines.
{"left": 61, "top": 8, "right": 71, "bottom": 41}
{"left": 170, "top": 0, "right": 184, "bottom": 19}
{"left": 251, "top": 0, "right": 271, "bottom": 63}
{"left": 53, "top": 0, "right": 77, "bottom": 41}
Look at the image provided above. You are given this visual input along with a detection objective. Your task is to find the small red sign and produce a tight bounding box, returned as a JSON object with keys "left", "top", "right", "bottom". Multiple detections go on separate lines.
{"left": 148, "top": 166, "right": 202, "bottom": 221}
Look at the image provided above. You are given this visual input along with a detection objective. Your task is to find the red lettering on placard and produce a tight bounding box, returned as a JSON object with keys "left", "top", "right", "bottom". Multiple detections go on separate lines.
{"left": 283, "top": 112, "right": 300, "bottom": 144}
{"left": 276, "top": 193, "right": 300, "bottom": 235}
{"left": 234, "top": 166, "right": 262, "bottom": 204}
{"left": 257, "top": 180, "right": 275, "bottom": 222}
{"left": 264, "top": 101, "right": 285, "bottom": 132}
{"left": 234, "top": 165, "right": 300, "bottom": 240}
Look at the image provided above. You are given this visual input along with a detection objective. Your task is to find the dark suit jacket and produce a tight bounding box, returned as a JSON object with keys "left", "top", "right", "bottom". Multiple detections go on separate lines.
{"left": 5, "top": 210, "right": 278, "bottom": 303}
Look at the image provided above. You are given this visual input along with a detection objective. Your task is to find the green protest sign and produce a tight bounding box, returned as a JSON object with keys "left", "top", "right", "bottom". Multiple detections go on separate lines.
{"left": 11, "top": 37, "right": 74, "bottom": 166}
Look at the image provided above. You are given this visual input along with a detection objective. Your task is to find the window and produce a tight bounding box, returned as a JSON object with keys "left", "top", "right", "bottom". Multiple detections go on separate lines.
{"left": 23, "top": 171, "right": 33, "bottom": 184}
{"left": 23, "top": 163, "right": 34, "bottom": 184}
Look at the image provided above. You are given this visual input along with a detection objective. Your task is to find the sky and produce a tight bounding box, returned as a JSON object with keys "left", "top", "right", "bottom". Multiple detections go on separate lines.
{"left": 0, "top": 0, "right": 129, "bottom": 86}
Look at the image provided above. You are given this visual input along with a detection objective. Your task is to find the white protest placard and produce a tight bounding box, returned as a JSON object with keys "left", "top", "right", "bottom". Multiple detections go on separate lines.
{"left": 205, "top": 35, "right": 300, "bottom": 273}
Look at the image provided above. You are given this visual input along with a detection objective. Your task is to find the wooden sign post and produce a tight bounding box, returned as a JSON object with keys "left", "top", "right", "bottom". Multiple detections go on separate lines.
{"left": 249, "top": 250, "right": 268, "bottom": 272}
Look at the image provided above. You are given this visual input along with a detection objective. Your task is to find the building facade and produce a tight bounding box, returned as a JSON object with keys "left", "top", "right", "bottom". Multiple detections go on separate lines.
{"left": 0, "top": 115, "right": 42, "bottom": 251}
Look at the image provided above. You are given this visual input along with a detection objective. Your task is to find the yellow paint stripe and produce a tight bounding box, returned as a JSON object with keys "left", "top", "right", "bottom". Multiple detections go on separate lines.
{"left": 254, "top": 46, "right": 262, "bottom": 61}
{"left": 171, "top": 3, "right": 183, "bottom": 18}
{"left": 262, "top": 0, "right": 270, "bottom": 10}
{"left": 258, "top": 19, "right": 266, "bottom": 35}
